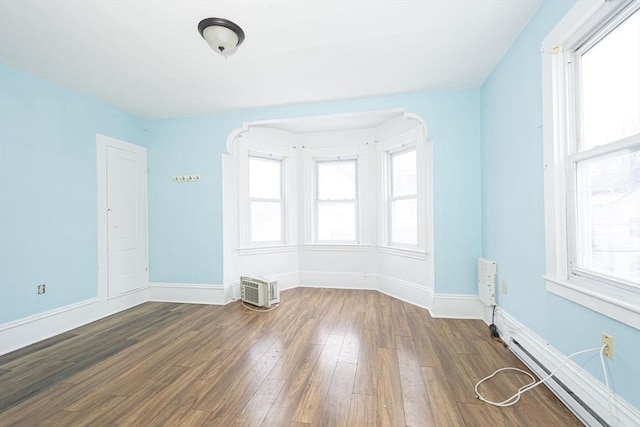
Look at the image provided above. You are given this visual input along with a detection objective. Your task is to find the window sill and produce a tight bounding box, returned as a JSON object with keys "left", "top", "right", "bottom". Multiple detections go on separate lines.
{"left": 545, "top": 276, "right": 640, "bottom": 330}
{"left": 238, "top": 245, "right": 297, "bottom": 256}
{"left": 302, "top": 244, "right": 371, "bottom": 252}
{"left": 376, "top": 246, "right": 428, "bottom": 260}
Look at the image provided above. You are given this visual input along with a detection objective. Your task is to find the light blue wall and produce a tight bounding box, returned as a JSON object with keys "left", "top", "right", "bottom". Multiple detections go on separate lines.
{"left": 146, "top": 91, "right": 482, "bottom": 295}
{"left": 0, "top": 64, "right": 146, "bottom": 323}
{"left": 481, "top": 0, "right": 640, "bottom": 408}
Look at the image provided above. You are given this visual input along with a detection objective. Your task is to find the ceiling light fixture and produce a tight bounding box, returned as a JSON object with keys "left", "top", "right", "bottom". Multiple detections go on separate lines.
{"left": 198, "top": 17, "right": 245, "bottom": 57}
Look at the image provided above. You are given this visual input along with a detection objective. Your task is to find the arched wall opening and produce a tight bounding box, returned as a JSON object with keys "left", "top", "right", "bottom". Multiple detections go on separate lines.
{"left": 222, "top": 109, "right": 434, "bottom": 308}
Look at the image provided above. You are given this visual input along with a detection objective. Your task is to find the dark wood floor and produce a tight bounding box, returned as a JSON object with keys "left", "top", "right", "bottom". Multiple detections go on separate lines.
{"left": 0, "top": 288, "right": 581, "bottom": 426}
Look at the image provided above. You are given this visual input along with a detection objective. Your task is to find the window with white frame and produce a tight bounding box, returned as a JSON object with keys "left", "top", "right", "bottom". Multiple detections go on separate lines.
{"left": 248, "top": 155, "right": 283, "bottom": 243}
{"left": 389, "top": 147, "right": 418, "bottom": 246}
{"left": 543, "top": 1, "right": 640, "bottom": 328}
{"left": 237, "top": 137, "right": 296, "bottom": 252}
{"left": 316, "top": 159, "right": 358, "bottom": 242}
{"left": 378, "top": 126, "right": 430, "bottom": 255}
{"left": 303, "top": 145, "right": 368, "bottom": 246}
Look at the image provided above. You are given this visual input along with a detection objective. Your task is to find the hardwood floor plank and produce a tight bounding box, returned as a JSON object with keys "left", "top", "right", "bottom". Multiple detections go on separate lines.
{"left": 437, "top": 318, "right": 477, "bottom": 355}
{"left": 0, "top": 332, "right": 77, "bottom": 366}
{"left": 421, "top": 366, "right": 467, "bottom": 427}
{"left": 194, "top": 340, "right": 283, "bottom": 416}
{"left": 260, "top": 345, "right": 324, "bottom": 426}
{"left": 396, "top": 335, "right": 435, "bottom": 427}
{"left": 292, "top": 334, "right": 344, "bottom": 424}
{"left": 347, "top": 393, "right": 377, "bottom": 427}
{"left": 377, "top": 347, "right": 406, "bottom": 427}
{"left": 428, "top": 324, "right": 479, "bottom": 404}
{"left": 390, "top": 297, "right": 412, "bottom": 337}
{"left": 1, "top": 381, "right": 96, "bottom": 426}
{"left": 406, "top": 313, "right": 441, "bottom": 368}
{"left": 377, "top": 313, "right": 395, "bottom": 349}
{"left": 458, "top": 401, "right": 507, "bottom": 427}
{"left": 338, "top": 311, "right": 364, "bottom": 364}
{"left": 171, "top": 409, "right": 215, "bottom": 426}
{"left": 353, "top": 324, "right": 378, "bottom": 395}
{"left": 268, "top": 321, "right": 315, "bottom": 381}
{"left": 317, "top": 361, "right": 357, "bottom": 427}
{"left": 358, "top": 290, "right": 379, "bottom": 326}
{"left": 234, "top": 378, "right": 286, "bottom": 426}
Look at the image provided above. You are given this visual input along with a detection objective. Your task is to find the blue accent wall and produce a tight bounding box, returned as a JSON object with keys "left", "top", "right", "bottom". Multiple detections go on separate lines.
{"left": 0, "top": 64, "right": 146, "bottom": 323}
{"left": 146, "top": 91, "right": 483, "bottom": 295}
{"left": 481, "top": 0, "right": 640, "bottom": 407}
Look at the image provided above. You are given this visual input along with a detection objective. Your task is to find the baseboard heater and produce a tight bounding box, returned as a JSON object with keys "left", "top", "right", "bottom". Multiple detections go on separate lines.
{"left": 510, "top": 339, "right": 609, "bottom": 427}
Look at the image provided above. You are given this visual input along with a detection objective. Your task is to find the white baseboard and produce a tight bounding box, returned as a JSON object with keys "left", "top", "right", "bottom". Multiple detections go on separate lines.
{"left": 0, "top": 288, "right": 148, "bottom": 356}
{"left": 376, "top": 274, "right": 431, "bottom": 310}
{"left": 148, "top": 282, "right": 231, "bottom": 305}
{"left": 298, "top": 271, "right": 377, "bottom": 290}
{"left": 430, "top": 293, "right": 484, "bottom": 319}
{"left": 496, "top": 308, "right": 640, "bottom": 427}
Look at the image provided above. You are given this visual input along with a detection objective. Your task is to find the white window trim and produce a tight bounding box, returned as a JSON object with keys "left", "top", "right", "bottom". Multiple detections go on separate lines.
{"left": 377, "top": 126, "right": 430, "bottom": 255}
{"left": 303, "top": 145, "right": 369, "bottom": 246}
{"left": 238, "top": 137, "right": 297, "bottom": 253}
{"left": 389, "top": 146, "right": 419, "bottom": 248}
{"left": 542, "top": 0, "right": 640, "bottom": 329}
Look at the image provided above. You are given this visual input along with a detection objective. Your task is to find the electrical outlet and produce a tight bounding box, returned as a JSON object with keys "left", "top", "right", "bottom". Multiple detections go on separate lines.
{"left": 501, "top": 280, "right": 508, "bottom": 295}
{"left": 602, "top": 333, "right": 614, "bottom": 360}
{"left": 37, "top": 284, "right": 46, "bottom": 295}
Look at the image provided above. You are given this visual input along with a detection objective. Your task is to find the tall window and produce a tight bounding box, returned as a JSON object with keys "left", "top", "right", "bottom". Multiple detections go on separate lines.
{"left": 543, "top": 1, "right": 639, "bottom": 327}
{"left": 378, "top": 126, "right": 429, "bottom": 255}
{"left": 316, "top": 159, "right": 358, "bottom": 242}
{"left": 248, "top": 156, "right": 283, "bottom": 243}
{"left": 568, "top": 9, "right": 639, "bottom": 286}
{"left": 390, "top": 148, "right": 418, "bottom": 246}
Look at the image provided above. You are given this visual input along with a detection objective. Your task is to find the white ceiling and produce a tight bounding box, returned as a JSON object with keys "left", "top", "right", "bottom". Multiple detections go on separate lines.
{"left": 0, "top": 0, "right": 542, "bottom": 119}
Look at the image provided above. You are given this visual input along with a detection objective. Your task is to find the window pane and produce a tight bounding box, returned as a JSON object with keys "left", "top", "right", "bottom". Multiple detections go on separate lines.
{"left": 392, "top": 149, "right": 417, "bottom": 197}
{"left": 318, "top": 161, "right": 356, "bottom": 200}
{"left": 576, "top": 149, "right": 640, "bottom": 283}
{"left": 581, "top": 11, "right": 640, "bottom": 150}
{"left": 250, "top": 201, "right": 282, "bottom": 242}
{"left": 391, "top": 198, "right": 418, "bottom": 246}
{"left": 318, "top": 202, "right": 356, "bottom": 241}
{"left": 249, "top": 157, "right": 281, "bottom": 199}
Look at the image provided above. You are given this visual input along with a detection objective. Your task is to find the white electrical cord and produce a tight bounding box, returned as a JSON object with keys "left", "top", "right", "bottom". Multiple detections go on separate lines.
{"left": 475, "top": 343, "right": 609, "bottom": 411}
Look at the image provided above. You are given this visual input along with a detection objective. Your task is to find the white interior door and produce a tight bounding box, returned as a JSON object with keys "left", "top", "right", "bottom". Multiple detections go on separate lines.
{"left": 106, "top": 144, "right": 148, "bottom": 298}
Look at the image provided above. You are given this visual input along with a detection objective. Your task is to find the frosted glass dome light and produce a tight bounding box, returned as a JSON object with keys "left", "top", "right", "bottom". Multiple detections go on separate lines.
{"left": 198, "top": 17, "right": 245, "bottom": 56}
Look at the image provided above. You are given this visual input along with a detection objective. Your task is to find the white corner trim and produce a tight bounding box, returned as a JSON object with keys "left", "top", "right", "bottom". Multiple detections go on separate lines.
{"left": 496, "top": 308, "right": 640, "bottom": 427}
{"left": 148, "top": 283, "right": 232, "bottom": 305}
{"left": 0, "top": 288, "right": 148, "bottom": 356}
{"left": 430, "top": 294, "right": 484, "bottom": 319}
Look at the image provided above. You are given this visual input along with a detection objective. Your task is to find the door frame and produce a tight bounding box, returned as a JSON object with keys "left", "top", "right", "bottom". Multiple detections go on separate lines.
{"left": 96, "top": 134, "right": 149, "bottom": 301}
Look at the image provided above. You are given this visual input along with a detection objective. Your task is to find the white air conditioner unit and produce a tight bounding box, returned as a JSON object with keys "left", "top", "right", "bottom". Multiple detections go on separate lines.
{"left": 240, "top": 276, "right": 280, "bottom": 308}
{"left": 478, "top": 257, "right": 497, "bottom": 306}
